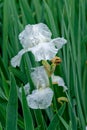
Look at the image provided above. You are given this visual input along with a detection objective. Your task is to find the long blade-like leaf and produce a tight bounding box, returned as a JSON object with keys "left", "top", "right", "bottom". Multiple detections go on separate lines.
{"left": 22, "top": 87, "right": 34, "bottom": 130}
{"left": 6, "top": 73, "right": 18, "bottom": 130}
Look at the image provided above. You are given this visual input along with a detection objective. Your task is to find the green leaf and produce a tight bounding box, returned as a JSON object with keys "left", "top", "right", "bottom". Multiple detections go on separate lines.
{"left": 22, "top": 87, "right": 34, "bottom": 130}
{"left": 32, "top": 0, "right": 42, "bottom": 22}
{"left": 43, "top": 0, "right": 58, "bottom": 37}
{"left": 17, "top": 114, "right": 24, "bottom": 130}
{"left": 1, "top": 71, "right": 9, "bottom": 98}
{"left": 9, "top": 67, "right": 27, "bottom": 84}
{"left": 3, "top": 0, "right": 9, "bottom": 66}
{"left": 58, "top": 116, "right": 69, "bottom": 130}
{"left": 6, "top": 73, "right": 18, "bottom": 130}
{"left": 0, "top": 97, "right": 7, "bottom": 126}
{"left": 0, "top": 57, "right": 9, "bottom": 79}
{"left": 0, "top": 87, "right": 7, "bottom": 100}
{"left": 20, "top": 0, "right": 35, "bottom": 24}
{"left": 34, "top": 109, "right": 46, "bottom": 130}
{"left": 47, "top": 103, "right": 66, "bottom": 130}
{"left": 0, "top": 123, "right": 2, "bottom": 130}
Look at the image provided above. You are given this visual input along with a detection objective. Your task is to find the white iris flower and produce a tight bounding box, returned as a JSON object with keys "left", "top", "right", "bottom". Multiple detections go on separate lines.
{"left": 11, "top": 23, "right": 67, "bottom": 67}
{"left": 26, "top": 66, "right": 53, "bottom": 109}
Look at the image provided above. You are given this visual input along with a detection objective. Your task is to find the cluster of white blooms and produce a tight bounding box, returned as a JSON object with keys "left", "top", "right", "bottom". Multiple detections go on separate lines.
{"left": 11, "top": 23, "right": 67, "bottom": 109}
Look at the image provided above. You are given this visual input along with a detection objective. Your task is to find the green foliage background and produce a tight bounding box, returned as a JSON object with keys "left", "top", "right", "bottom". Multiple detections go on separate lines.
{"left": 0, "top": 0, "right": 87, "bottom": 130}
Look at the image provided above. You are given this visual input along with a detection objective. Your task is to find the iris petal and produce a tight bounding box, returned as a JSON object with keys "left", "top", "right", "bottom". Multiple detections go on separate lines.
{"left": 52, "top": 74, "right": 68, "bottom": 91}
{"left": 19, "top": 23, "right": 52, "bottom": 48}
{"left": 11, "top": 48, "right": 30, "bottom": 67}
{"left": 51, "top": 37, "right": 67, "bottom": 50}
{"left": 27, "top": 88, "right": 53, "bottom": 109}
{"left": 19, "top": 83, "right": 30, "bottom": 96}
{"left": 31, "top": 66, "right": 49, "bottom": 89}
{"left": 30, "top": 42, "right": 58, "bottom": 61}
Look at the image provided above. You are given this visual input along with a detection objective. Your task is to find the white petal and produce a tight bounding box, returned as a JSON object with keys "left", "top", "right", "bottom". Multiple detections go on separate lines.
{"left": 30, "top": 42, "right": 58, "bottom": 61}
{"left": 19, "top": 83, "right": 30, "bottom": 96}
{"left": 27, "top": 88, "right": 53, "bottom": 109}
{"left": 51, "top": 37, "right": 67, "bottom": 50}
{"left": 19, "top": 23, "right": 52, "bottom": 48}
{"left": 11, "top": 54, "right": 21, "bottom": 67}
{"left": 86, "top": 126, "right": 87, "bottom": 130}
{"left": 34, "top": 23, "right": 52, "bottom": 39}
{"left": 52, "top": 74, "right": 68, "bottom": 91}
{"left": 31, "top": 66, "right": 49, "bottom": 89}
{"left": 11, "top": 48, "right": 30, "bottom": 67}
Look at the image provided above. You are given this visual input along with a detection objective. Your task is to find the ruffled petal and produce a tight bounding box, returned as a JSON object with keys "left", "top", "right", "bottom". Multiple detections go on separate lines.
{"left": 52, "top": 74, "right": 68, "bottom": 91}
{"left": 31, "top": 66, "right": 49, "bottom": 89}
{"left": 11, "top": 48, "right": 30, "bottom": 67}
{"left": 86, "top": 126, "right": 87, "bottom": 130}
{"left": 34, "top": 23, "right": 52, "bottom": 39}
{"left": 19, "top": 23, "right": 52, "bottom": 48}
{"left": 19, "top": 83, "right": 30, "bottom": 96}
{"left": 30, "top": 42, "right": 58, "bottom": 61}
{"left": 11, "top": 54, "right": 22, "bottom": 67}
{"left": 27, "top": 88, "right": 53, "bottom": 109}
{"left": 51, "top": 37, "right": 67, "bottom": 50}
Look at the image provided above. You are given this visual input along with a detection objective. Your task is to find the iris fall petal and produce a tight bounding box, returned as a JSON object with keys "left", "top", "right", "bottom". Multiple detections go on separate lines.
{"left": 27, "top": 88, "right": 53, "bottom": 109}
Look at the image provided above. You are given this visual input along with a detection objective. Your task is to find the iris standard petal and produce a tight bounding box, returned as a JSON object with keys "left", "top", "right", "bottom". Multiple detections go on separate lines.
{"left": 31, "top": 66, "right": 49, "bottom": 89}
{"left": 19, "top": 23, "right": 52, "bottom": 48}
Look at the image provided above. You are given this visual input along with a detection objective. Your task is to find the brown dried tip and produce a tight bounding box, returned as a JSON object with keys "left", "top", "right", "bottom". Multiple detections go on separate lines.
{"left": 51, "top": 56, "right": 62, "bottom": 65}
